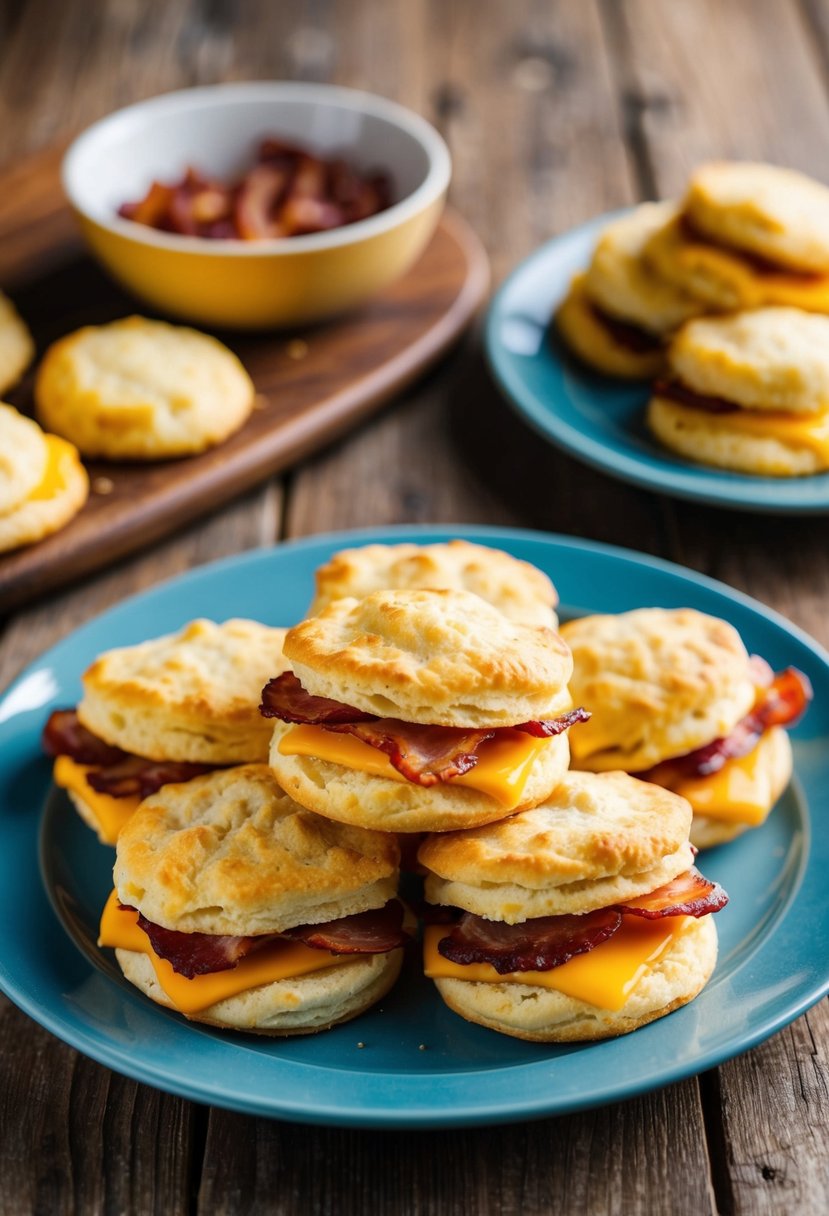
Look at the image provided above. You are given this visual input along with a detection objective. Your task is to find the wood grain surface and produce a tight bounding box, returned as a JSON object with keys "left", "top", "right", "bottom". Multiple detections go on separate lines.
{"left": 0, "top": 1, "right": 827, "bottom": 1214}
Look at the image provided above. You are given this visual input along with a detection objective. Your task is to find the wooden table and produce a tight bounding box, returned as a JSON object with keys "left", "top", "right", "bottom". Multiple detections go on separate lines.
{"left": 1, "top": 1, "right": 827, "bottom": 1212}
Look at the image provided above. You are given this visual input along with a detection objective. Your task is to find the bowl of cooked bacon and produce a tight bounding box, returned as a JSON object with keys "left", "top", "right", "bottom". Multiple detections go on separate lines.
{"left": 62, "top": 82, "right": 451, "bottom": 328}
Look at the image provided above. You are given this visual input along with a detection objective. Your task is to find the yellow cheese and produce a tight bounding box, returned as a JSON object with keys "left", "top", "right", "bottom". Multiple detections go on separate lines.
{"left": 54, "top": 755, "right": 140, "bottom": 844}
{"left": 423, "top": 917, "right": 691, "bottom": 1012}
{"left": 672, "top": 399, "right": 829, "bottom": 462}
{"left": 27, "top": 435, "right": 71, "bottom": 501}
{"left": 98, "top": 890, "right": 353, "bottom": 1015}
{"left": 278, "top": 724, "right": 550, "bottom": 810}
{"left": 656, "top": 729, "right": 780, "bottom": 826}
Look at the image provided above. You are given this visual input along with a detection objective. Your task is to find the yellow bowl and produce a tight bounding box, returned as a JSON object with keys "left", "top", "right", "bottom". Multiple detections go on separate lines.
{"left": 62, "top": 83, "right": 451, "bottom": 330}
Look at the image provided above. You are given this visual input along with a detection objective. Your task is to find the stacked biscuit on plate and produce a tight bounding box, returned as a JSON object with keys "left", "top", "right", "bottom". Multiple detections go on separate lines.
{"left": 41, "top": 539, "right": 807, "bottom": 1043}
{"left": 557, "top": 161, "right": 829, "bottom": 476}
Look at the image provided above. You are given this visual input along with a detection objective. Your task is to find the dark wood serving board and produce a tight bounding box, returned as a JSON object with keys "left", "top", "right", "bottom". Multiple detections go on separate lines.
{"left": 0, "top": 146, "right": 489, "bottom": 613}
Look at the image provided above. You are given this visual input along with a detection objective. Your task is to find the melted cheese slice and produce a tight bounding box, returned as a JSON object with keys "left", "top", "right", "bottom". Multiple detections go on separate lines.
{"left": 654, "top": 728, "right": 781, "bottom": 826}
{"left": 54, "top": 755, "right": 140, "bottom": 844}
{"left": 278, "top": 725, "right": 550, "bottom": 809}
{"left": 98, "top": 890, "right": 353, "bottom": 1015}
{"left": 26, "top": 434, "right": 71, "bottom": 501}
{"left": 673, "top": 399, "right": 829, "bottom": 462}
{"left": 424, "top": 917, "right": 691, "bottom": 1012}
{"left": 683, "top": 239, "right": 829, "bottom": 309}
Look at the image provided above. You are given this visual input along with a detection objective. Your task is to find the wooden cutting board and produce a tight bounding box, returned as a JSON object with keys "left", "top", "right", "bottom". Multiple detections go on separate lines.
{"left": 0, "top": 146, "right": 489, "bottom": 613}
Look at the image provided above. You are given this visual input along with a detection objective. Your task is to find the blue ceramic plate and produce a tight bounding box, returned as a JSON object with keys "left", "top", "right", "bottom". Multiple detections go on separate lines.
{"left": 486, "top": 213, "right": 829, "bottom": 513}
{"left": 0, "top": 525, "right": 827, "bottom": 1127}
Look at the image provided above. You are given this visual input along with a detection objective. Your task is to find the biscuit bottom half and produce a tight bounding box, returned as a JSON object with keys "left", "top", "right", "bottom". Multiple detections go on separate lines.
{"left": 432, "top": 915, "right": 717, "bottom": 1042}
{"left": 647, "top": 394, "right": 829, "bottom": 476}
{"left": 555, "top": 273, "right": 666, "bottom": 380}
{"left": 116, "top": 947, "right": 403, "bottom": 1036}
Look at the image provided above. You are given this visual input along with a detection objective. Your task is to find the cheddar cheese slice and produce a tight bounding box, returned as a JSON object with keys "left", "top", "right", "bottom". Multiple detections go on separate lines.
{"left": 423, "top": 917, "right": 692, "bottom": 1011}
{"left": 672, "top": 400, "right": 829, "bottom": 462}
{"left": 278, "top": 725, "right": 550, "bottom": 809}
{"left": 27, "top": 434, "right": 72, "bottom": 501}
{"left": 98, "top": 890, "right": 353, "bottom": 1015}
{"left": 54, "top": 755, "right": 140, "bottom": 844}
{"left": 653, "top": 728, "right": 784, "bottom": 826}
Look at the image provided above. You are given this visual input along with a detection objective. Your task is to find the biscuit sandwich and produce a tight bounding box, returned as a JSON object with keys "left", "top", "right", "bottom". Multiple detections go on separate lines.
{"left": 556, "top": 203, "right": 701, "bottom": 380}
{"left": 420, "top": 770, "right": 726, "bottom": 1041}
{"left": 99, "top": 765, "right": 408, "bottom": 1034}
{"left": 35, "top": 315, "right": 255, "bottom": 460}
{"left": 647, "top": 308, "right": 829, "bottom": 476}
{"left": 43, "top": 618, "right": 290, "bottom": 844}
{"left": 262, "top": 588, "right": 588, "bottom": 834}
{"left": 310, "top": 539, "right": 559, "bottom": 627}
{"left": 0, "top": 403, "right": 88, "bottom": 554}
{"left": 561, "top": 608, "right": 811, "bottom": 848}
{"left": 643, "top": 162, "right": 829, "bottom": 313}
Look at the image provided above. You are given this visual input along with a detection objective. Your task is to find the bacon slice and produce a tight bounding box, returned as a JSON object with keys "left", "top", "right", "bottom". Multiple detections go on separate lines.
{"left": 282, "top": 900, "right": 410, "bottom": 954}
{"left": 42, "top": 709, "right": 128, "bottom": 766}
{"left": 260, "top": 672, "right": 376, "bottom": 725}
{"left": 438, "top": 907, "right": 622, "bottom": 974}
{"left": 136, "top": 914, "right": 269, "bottom": 979}
{"left": 260, "top": 672, "right": 588, "bottom": 784}
{"left": 653, "top": 379, "right": 740, "bottom": 415}
{"left": 643, "top": 666, "right": 812, "bottom": 781}
{"left": 87, "top": 757, "right": 213, "bottom": 800}
{"left": 589, "top": 303, "right": 662, "bottom": 354}
{"left": 615, "top": 868, "right": 728, "bottom": 919}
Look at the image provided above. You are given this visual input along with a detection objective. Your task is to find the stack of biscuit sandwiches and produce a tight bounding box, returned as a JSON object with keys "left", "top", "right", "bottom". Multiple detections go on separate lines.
{"left": 557, "top": 160, "right": 829, "bottom": 477}
{"left": 41, "top": 538, "right": 807, "bottom": 1044}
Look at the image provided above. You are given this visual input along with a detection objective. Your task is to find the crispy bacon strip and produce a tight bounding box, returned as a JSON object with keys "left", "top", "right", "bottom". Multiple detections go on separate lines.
{"left": 282, "top": 900, "right": 410, "bottom": 954}
{"left": 644, "top": 666, "right": 812, "bottom": 780}
{"left": 653, "top": 379, "right": 740, "bottom": 414}
{"left": 42, "top": 709, "right": 128, "bottom": 766}
{"left": 130, "top": 900, "right": 408, "bottom": 978}
{"left": 88, "top": 757, "right": 213, "bottom": 800}
{"left": 615, "top": 868, "right": 728, "bottom": 919}
{"left": 438, "top": 907, "right": 623, "bottom": 974}
{"left": 260, "top": 672, "right": 588, "bottom": 784}
{"left": 589, "top": 303, "right": 662, "bottom": 354}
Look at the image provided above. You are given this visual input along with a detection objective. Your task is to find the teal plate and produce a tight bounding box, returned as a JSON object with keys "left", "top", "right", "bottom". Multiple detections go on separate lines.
{"left": 486, "top": 213, "right": 829, "bottom": 514}
{"left": 0, "top": 525, "right": 827, "bottom": 1127}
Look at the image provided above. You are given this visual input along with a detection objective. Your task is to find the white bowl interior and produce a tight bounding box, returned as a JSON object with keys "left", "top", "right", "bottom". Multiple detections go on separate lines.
{"left": 66, "top": 84, "right": 439, "bottom": 225}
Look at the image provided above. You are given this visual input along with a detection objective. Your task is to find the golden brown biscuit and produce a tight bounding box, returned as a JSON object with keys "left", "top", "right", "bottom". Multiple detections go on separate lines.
{"left": 433, "top": 914, "right": 717, "bottom": 1042}
{"left": 669, "top": 308, "right": 829, "bottom": 414}
{"left": 284, "top": 588, "right": 573, "bottom": 729}
{"left": 0, "top": 293, "right": 35, "bottom": 396}
{"left": 556, "top": 272, "right": 666, "bottom": 380}
{"left": 647, "top": 392, "right": 829, "bottom": 476}
{"left": 686, "top": 162, "right": 829, "bottom": 273}
{"left": 0, "top": 403, "right": 47, "bottom": 514}
{"left": 35, "top": 316, "right": 254, "bottom": 460}
{"left": 560, "top": 608, "right": 755, "bottom": 772}
{"left": 114, "top": 764, "right": 400, "bottom": 935}
{"left": 268, "top": 718, "right": 571, "bottom": 834}
{"left": 0, "top": 433, "right": 88, "bottom": 554}
{"left": 310, "top": 540, "right": 558, "bottom": 628}
{"left": 419, "top": 770, "right": 695, "bottom": 922}
{"left": 586, "top": 202, "right": 703, "bottom": 334}
{"left": 78, "top": 618, "right": 290, "bottom": 764}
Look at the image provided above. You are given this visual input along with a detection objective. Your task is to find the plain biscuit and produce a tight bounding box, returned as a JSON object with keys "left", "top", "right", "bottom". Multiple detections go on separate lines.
{"left": 117, "top": 946, "right": 402, "bottom": 1035}
{"left": 585, "top": 202, "right": 702, "bottom": 334}
{"left": 35, "top": 316, "right": 255, "bottom": 460}
{"left": 79, "top": 618, "right": 291, "bottom": 763}
{"left": 556, "top": 272, "right": 666, "bottom": 380}
{"left": 269, "top": 718, "right": 571, "bottom": 834}
{"left": 114, "top": 765, "right": 400, "bottom": 935}
{"left": 686, "top": 162, "right": 829, "bottom": 273}
{"left": 284, "top": 588, "right": 574, "bottom": 728}
{"left": 0, "top": 293, "right": 35, "bottom": 396}
{"left": 434, "top": 914, "right": 717, "bottom": 1042}
{"left": 310, "top": 540, "right": 558, "bottom": 628}
{"left": 669, "top": 308, "right": 829, "bottom": 414}
{"left": 0, "top": 433, "right": 88, "bottom": 554}
{"left": 561, "top": 607, "right": 756, "bottom": 772}
{"left": 419, "top": 771, "right": 694, "bottom": 922}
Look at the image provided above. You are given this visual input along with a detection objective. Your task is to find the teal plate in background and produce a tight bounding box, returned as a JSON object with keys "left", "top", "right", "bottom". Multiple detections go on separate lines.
{"left": 485, "top": 214, "right": 829, "bottom": 514}
{"left": 0, "top": 525, "right": 827, "bottom": 1127}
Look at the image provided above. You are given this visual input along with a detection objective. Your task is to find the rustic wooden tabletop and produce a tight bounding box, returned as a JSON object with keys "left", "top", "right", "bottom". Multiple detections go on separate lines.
{"left": 1, "top": 1, "right": 828, "bottom": 1212}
